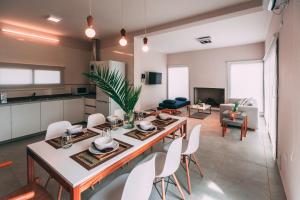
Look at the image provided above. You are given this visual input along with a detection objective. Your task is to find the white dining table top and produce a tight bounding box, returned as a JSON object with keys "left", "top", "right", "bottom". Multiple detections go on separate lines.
{"left": 27, "top": 115, "right": 187, "bottom": 187}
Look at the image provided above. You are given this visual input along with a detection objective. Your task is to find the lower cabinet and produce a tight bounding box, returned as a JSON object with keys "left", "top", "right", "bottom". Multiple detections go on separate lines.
{"left": 63, "top": 98, "right": 84, "bottom": 124}
{"left": 41, "top": 100, "right": 64, "bottom": 131}
{"left": 11, "top": 103, "right": 41, "bottom": 139}
{"left": 0, "top": 106, "right": 12, "bottom": 142}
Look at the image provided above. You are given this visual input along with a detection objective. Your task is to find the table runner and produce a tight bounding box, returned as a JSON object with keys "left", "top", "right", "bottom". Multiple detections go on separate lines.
{"left": 151, "top": 118, "right": 179, "bottom": 128}
{"left": 46, "top": 130, "right": 98, "bottom": 149}
{"left": 124, "top": 127, "right": 164, "bottom": 141}
{"left": 70, "top": 139, "right": 133, "bottom": 170}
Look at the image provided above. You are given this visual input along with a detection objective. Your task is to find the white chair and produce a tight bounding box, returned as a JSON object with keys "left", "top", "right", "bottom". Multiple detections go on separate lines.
{"left": 45, "top": 121, "right": 71, "bottom": 140}
{"left": 44, "top": 121, "right": 72, "bottom": 200}
{"left": 89, "top": 154, "right": 156, "bottom": 200}
{"left": 87, "top": 113, "right": 106, "bottom": 128}
{"left": 164, "top": 124, "right": 204, "bottom": 194}
{"left": 143, "top": 137, "right": 185, "bottom": 200}
{"left": 114, "top": 109, "right": 125, "bottom": 120}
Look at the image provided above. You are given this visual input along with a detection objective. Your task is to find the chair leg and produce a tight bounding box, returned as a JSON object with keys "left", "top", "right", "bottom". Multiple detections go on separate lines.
{"left": 185, "top": 156, "right": 192, "bottom": 194}
{"left": 57, "top": 185, "right": 63, "bottom": 200}
{"left": 172, "top": 174, "right": 186, "bottom": 200}
{"left": 192, "top": 154, "right": 204, "bottom": 177}
{"left": 161, "top": 178, "right": 166, "bottom": 200}
{"left": 44, "top": 175, "right": 51, "bottom": 188}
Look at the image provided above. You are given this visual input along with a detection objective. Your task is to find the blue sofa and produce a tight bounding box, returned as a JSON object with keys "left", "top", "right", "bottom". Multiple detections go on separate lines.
{"left": 158, "top": 97, "right": 190, "bottom": 110}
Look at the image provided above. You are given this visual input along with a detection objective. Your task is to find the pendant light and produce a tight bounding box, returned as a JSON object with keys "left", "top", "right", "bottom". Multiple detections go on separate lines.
{"left": 119, "top": 0, "right": 128, "bottom": 46}
{"left": 142, "top": 0, "right": 149, "bottom": 52}
{"left": 85, "top": 0, "right": 96, "bottom": 38}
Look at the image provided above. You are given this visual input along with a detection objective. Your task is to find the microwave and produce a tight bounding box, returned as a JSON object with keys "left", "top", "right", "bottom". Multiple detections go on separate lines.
{"left": 72, "top": 86, "right": 89, "bottom": 95}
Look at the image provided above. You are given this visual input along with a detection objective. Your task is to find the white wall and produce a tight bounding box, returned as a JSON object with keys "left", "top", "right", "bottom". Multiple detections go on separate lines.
{"left": 167, "top": 42, "right": 265, "bottom": 103}
{"left": 134, "top": 37, "right": 167, "bottom": 110}
{"left": 265, "top": 0, "right": 300, "bottom": 199}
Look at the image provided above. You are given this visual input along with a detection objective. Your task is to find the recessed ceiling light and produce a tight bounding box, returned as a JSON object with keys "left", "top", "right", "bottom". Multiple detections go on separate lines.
{"left": 47, "top": 15, "right": 62, "bottom": 23}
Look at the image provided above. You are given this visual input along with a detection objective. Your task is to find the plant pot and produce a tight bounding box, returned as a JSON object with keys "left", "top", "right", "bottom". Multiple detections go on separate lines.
{"left": 123, "top": 111, "right": 134, "bottom": 129}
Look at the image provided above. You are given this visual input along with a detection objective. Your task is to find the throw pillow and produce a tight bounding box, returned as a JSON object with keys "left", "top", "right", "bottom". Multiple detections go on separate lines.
{"left": 163, "top": 99, "right": 176, "bottom": 104}
{"left": 175, "top": 97, "right": 187, "bottom": 101}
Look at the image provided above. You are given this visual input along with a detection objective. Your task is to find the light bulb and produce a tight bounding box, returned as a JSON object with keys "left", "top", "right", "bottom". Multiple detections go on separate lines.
{"left": 119, "top": 36, "right": 127, "bottom": 46}
{"left": 85, "top": 27, "right": 96, "bottom": 38}
{"left": 142, "top": 44, "right": 149, "bottom": 52}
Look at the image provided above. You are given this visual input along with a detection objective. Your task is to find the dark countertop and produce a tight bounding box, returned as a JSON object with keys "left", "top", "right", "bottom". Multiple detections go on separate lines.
{"left": 0, "top": 93, "right": 96, "bottom": 106}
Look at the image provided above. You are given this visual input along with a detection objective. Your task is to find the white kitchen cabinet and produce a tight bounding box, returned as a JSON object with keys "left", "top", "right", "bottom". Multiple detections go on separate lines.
{"left": 63, "top": 98, "right": 84, "bottom": 124}
{"left": 0, "top": 106, "right": 12, "bottom": 142}
{"left": 11, "top": 103, "right": 41, "bottom": 138}
{"left": 41, "top": 100, "right": 63, "bottom": 131}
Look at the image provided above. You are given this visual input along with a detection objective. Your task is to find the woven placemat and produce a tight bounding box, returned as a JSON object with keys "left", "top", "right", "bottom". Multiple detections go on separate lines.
{"left": 124, "top": 127, "right": 164, "bottom": 141}
{"left": 151, "top": 118, "right": 179, "bottom": 128}
{"left": 70, "top": 139, "right": 133, "bottom": 170}
{"left": 93, "top": 122, "right": 123, "bottom": 130}
{"left": 46, "top": 130, "right": 98, "bottom": 149}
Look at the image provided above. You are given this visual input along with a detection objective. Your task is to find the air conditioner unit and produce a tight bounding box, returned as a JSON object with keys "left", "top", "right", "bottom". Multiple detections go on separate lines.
{"left": 263, "top": 0, "right": 287, "bottom": 11}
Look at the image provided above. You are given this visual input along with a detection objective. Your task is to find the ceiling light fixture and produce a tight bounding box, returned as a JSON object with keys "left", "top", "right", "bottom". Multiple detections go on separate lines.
{"left": 119, "top": 0, "right": 127, "bottom": 46}
{"left": 47, "top": 15, "right": 62, "bottom": 23}
{"left": 85, "top": 0, "right": 96, "bottom": 38}
{"left": 1, "top": 28, "right": 59, "bottom": 43}
{"left": 142, "top": 0, "right": 149, "bottom": 52}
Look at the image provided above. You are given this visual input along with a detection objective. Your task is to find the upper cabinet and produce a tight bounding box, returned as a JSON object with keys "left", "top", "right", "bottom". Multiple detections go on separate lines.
{"left": 11, "top": 103, "right": 41, "bottom": 139}
{"left": 0, "top": 106, "right": 12, "bottom": 142}
{"left": 63, "top": 98, "right": 84, "bottom": 124}
{"left": 41, "top": 100, "right": 64, "bottom": 131}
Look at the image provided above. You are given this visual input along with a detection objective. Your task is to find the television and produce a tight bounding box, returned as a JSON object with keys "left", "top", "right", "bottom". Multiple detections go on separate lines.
{"left": 147, "top": 72, "right": 162, "bottom": 85}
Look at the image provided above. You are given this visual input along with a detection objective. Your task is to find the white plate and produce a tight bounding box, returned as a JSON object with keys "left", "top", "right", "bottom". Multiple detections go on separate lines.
{"left": 156, "top": 117, "right": 172, "bottom": 122}
{"left": 136, "top": 125, "right": 157, "bottom": 133}
{"left": 88, "top": 140, "right": 119, "bottom": 155}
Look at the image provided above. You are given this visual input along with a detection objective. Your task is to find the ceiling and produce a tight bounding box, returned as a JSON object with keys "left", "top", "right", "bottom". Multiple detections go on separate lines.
{"left": 0, "top": 0, "right": 253, "bottom": 40}
{"left": 147, "top": 10, "right": 272, "bottom": 54}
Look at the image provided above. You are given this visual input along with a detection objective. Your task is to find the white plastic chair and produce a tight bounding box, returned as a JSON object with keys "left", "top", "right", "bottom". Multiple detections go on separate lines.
{"left": 142, "top": 137, "right": 185, "bottom": 200}
{"left": 89, "top": 154, "right": 156, "bottom": 200}
{"left": 164, "top": 124, "right": 204, "bottom": 194}
{"left": 114, "top": 109, "right": 125, "bottom": 120}
{"left": 45, "top": 121, "right": 71, "bottom": 140}
{"left": 44, "top": 121, "right": 71, "bottom": 200}
{"left": 87, "top": 113, "right": 106, "bottom": 128}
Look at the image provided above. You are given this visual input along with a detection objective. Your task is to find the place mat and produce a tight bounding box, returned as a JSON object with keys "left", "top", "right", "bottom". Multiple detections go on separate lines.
{"left": 124, "top": 127, "right": 164, "bottom": 141}
{"left": 46, "top": 130, "right": 98, "bottom": 149}
{"left": 70, "top": 139, "right": 133, "bottom": 170}
{"left": 151, "top": 118, "right": 179, "bottom": 128}
{"left": 93, "top": 122, "right": 123, "bottom": 130}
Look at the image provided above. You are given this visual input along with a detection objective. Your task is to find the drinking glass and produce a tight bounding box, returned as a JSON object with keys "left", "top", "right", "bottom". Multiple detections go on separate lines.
{"left": 103, "top": 127, "right": 112, "bottom": 139}
{"left": 61, "top": 134, "right": 73, "bottom": 149}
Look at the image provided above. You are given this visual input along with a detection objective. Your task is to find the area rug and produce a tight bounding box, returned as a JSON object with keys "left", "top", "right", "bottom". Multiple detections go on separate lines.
{"left": 189, "top": 112, "right": 210, "bottom": 120}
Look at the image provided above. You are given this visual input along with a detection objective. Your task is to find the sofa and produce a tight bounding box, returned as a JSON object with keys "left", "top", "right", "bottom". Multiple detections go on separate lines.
{"left": 158, "top": 97, "right": 190, "bottom": 110}
{"left": 220, "top": 98, "right": 259, "bottom": 130}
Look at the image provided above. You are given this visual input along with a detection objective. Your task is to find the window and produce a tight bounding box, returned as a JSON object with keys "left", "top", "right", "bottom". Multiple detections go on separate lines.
{"left": 168, "top": 66, "right": 189, "bottom": 99}
{"left": 34, "top": 70, "right": 61, "bottom": 84}
{"left": 0, "top": 63, "right": 62, "bottom": 86}
{"left": 0, "top": 68, "right": 32, "bottom": 85}
{"left": 228, "top": 61, "right": 264, "bottom": 112}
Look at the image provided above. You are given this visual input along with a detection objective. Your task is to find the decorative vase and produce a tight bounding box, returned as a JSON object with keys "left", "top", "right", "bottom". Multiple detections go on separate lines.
{"left": 123, "top": 111, "right": 134, "bottom": 129}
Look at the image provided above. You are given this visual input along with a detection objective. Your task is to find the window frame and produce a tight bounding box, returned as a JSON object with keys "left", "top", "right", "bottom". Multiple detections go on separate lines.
{"left": 0, "top": 62, "right": 64, "bottom": 88}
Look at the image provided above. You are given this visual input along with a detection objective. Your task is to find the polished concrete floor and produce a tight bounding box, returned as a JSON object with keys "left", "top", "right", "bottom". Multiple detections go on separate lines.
{"left": 0, "top": 111, "right": 286, "bottom": 200}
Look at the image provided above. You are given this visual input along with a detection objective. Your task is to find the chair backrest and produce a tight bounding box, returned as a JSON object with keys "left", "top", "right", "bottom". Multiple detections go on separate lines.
{"left": 182, "top": 124, "right": 201, "bottom": 155}
{"left": 45, "top": 121, "right": 71, "bottom": 140}
{"left": 121, "top": 154, "right": 156, "bottom": 200}
{"left": 114, "top": 109, "right": 124, "bottom": 120}
{"left": 87, "top": 113, "right": 106, "bottom": 128}
{"left": 159, "top": 137, "right": 183, "bottom": 177}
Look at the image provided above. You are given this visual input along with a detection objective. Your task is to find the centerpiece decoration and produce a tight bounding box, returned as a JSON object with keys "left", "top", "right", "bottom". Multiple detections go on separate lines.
{"left": 84, "top": 68, "right": 141, "bottom": 129}
{"left": 230, "top": 102, "right": 239, "bottom": 120}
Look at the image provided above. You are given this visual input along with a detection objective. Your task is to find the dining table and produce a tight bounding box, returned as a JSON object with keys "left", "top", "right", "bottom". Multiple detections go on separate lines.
{"left": 26, "top": 115, "right": 187, "bottom": 200}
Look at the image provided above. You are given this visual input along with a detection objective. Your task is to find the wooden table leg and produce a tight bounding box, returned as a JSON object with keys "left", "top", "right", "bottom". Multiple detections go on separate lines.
{"left": 183, "top": 123, "right": 187, "bottom": 139}
{"left": 27, "top": 153, "right": 34, "bottom": 184}
{"left": 71, "top": 186, "right": 81, "bottom": 200}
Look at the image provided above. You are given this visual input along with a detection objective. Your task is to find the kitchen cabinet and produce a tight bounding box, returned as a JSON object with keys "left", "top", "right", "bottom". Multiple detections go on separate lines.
{"left": 11, "top": 103, "right": 41, "bottom": 138}
{"left": 41, "top": 100, "right": 63, "bottom": 131}
{"left": 63, "top": 98, "right": 84, "bottom": 124}
{"left": 0, "top": 106, "right": 12, "bottom": 142}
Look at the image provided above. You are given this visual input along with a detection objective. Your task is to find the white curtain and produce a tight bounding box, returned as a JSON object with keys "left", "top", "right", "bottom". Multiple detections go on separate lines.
{"left": 168, "top": 66, "right": 189, "bottom": 99}
{"left": 264, "top": 40, "right": 278, "bottom": 158}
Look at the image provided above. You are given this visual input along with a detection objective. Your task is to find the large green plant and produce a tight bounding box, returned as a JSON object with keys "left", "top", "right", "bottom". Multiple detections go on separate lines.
{"left": 83, "top": 68, "right": 141, "bottom": 114}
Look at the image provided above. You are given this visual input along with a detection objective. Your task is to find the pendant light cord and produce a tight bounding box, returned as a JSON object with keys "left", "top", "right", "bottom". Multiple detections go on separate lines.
{"left": 121, "top": 0, "right": 124, "bottom": 28}
{"left": 89, "top": 0, "right": 92, "bottom": 15}
{"left": 144, "top": 0, "right": 147, "bottom": 36}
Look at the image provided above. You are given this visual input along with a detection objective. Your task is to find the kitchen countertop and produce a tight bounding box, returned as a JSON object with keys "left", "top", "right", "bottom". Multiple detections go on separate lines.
{"left": 0, "top": 93, "right": 96, "bottom": 106}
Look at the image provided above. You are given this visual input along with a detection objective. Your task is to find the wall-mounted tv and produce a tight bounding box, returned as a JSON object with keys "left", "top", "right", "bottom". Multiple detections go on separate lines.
{"left": 147, "top": 72, "right": 162, "bottom": 85}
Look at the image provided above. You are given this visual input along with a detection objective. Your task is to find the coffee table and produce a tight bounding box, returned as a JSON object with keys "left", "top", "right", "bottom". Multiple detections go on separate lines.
{"left": 222, "top": 110, "right": 248, "bottom": 141}
{"left": 188, "top": 104, "right": 212, "bottom": 118}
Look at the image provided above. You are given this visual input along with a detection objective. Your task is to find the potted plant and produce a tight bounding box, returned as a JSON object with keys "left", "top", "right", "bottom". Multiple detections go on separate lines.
{"left": 84, "top": 68, "right": 142, "bottom": 129}
{"left": 231, "top": 102, "right": 239, "bottom": 120}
